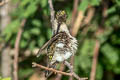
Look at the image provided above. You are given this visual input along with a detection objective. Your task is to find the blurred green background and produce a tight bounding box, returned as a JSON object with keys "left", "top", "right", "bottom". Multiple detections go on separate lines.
{"left": 0, "top": 0, "right": 120, "bottom": 80}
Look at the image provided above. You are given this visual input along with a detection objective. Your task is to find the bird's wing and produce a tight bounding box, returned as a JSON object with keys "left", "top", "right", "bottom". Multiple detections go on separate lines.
{"left": 36, "top": 40, "right": 50, "bottom": 57}
{"left": 36, "top": 32, "right": 65, "bottom": 57}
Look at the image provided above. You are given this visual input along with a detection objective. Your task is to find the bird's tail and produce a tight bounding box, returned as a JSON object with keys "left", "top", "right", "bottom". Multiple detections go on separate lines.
{"left": 45, "top": 62, "right": 56, "bottom": 78}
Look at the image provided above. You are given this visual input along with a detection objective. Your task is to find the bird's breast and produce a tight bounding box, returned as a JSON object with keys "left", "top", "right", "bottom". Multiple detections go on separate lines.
{"left": 47, "top": 32, "right": 78, "bottom": 62}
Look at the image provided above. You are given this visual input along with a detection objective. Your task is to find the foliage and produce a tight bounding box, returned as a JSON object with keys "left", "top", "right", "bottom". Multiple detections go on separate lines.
{"left": 0, "top": 0, "right": 120, "bottom": 80}
{"left": 0, "top": 77, "right": 11, "bottom": 80}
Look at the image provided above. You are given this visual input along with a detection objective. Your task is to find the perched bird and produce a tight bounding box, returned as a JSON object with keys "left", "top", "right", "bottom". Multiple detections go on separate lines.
{"left": 37, "top": 10, "right": 78, "bottom": 77}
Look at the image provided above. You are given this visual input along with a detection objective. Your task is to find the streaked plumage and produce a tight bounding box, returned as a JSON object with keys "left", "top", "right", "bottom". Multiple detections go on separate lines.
{"left": 37, "top": 10, "right": 78, "bottom": 77}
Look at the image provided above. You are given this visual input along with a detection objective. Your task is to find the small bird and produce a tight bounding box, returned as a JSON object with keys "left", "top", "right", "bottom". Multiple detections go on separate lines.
{"left": 37, "top": 10, "right": 78, "bottom": 77}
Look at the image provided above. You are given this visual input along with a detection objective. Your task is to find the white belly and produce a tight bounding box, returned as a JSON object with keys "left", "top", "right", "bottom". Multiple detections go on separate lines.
{"left": 52, "top": 36, "right": 77, "bottom": 62}
{"left": 54, "top": 51, "right": 72, "bottom": 62}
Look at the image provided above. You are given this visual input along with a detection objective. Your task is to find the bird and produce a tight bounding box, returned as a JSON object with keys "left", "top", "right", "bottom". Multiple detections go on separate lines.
{"left": 37, "top": 10, "right": 78, "bottom": 77}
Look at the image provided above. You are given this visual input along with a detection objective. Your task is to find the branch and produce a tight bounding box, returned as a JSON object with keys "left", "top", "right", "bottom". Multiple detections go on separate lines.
{"left": 13, "top": 19, "right": 26, "bottom": 80}
{"left": 0, "top": 0, "right": 9, "bottom": 6}
{"left": 48, "top": 0, "right": 55, "bottom": 29}
{"left": 64, "top": 61, "right": 88, "bottom": 80}
{"left": 32, "top": 62, "right": 72, "bottom": 76}
{"left": 82, "top": 7, "right": 95, "bottom": 26}
{"left": 90, "top": 1, "right": 107, "bottom": 80}
{"left": 32, "top": 62, "right": 88, "bottom": 80}
{"left": 90, "top": 40, "right": 100, "bottom": 80}
{"left": 70, "top": 0, "right": 79, "bottom": 28}
{"left": 70, "top": 11, "right": 84, "bottom": 37}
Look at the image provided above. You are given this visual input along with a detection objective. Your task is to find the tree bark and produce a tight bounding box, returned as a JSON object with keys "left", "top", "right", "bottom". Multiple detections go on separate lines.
{"left": 0, "top": 0, "right": 12, "bottom": 78}
{"left": 1, "top": 46, "right": 12, "bottom": 78}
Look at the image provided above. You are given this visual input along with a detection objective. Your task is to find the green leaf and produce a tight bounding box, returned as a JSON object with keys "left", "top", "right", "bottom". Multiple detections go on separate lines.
{"left": 20, "top": 39, "right": 28, "bottom": 48}
{"left": 79, "top": 55, "right": 92, "bottom": 71}
{"left": 23, "top": 31, "right": 31, "bottom": 39}
{"left": 116, "top": 0, "right": 120, "bottom": 6}
{"left": 90, "top": 0, "right": 101, "bottom": 6}
{"left": 47, "top": 29, "right": 52, "bottom": 39}
{"left": 80, "top": 39, "right": 95, "bottom": 56}
{"left": 29, "top": 40, "right": 36, "bottom": 50}
{"left": 96, "top": 64, "right": 103, "bottom": 80}
{"left": 3, "top": 20, "right": 20, "bottom": 34}
{"left": 23, "top": 2, "right": 37, "bottom": 18}
{"left": 30, "top": 28, "right": 40, "bottom": 35}
{"left": 32, "top": 19, "right": 42, "bottom": 27}
{"left": 19, "top": 68, "right": 33, "bottom": 78}
{"left": 78, "top": 0, "right": 89, "bottom": 12}
{"left": 2, "top": 78, "right": 11, "bottom": 80}
{"left": 114, "top": 66, "right": 120, "bottom": 74}
{"left": 3, "top": 20, "right": 20, "bottom": 41}
{"left": 39, "top": 0, "right": 47, "bottom": 8}
{"left": 75, "top": 39, "right": 95, "bottom": 72}
{"left": 37, "top": 36, "right": 45, "bottom": 47}
{"left": 111, "top": 34, "right": 120, "bottom": 45}
{"left": 107, "top": 6, "right": 116, "bottom": 15}
{"left": 20, "top": 0, "right": 31, "bottom": 7}
{"left": 101, "top": 43, "right": 119, "bottom": 65}
{"left": 43, "top": 9, "right": 48, "bottom": 15}
{"left": 4, "top": 33, "right": 12, "bottom": 42}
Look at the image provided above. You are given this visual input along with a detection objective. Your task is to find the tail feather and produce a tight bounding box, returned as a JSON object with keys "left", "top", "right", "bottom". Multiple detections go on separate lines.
{"left": 45, "top": 63, "right": 56, "bottom": 78}
{"left": 45, "top": 70, "right": 53, "bottom": 78}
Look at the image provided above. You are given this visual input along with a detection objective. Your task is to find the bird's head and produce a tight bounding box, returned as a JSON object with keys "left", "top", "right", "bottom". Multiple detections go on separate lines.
{"left": 53, "top": 10, "right": 69, "bottom": 35}
{"left": 56, "top": 10, "right": 67, "bottom": 24}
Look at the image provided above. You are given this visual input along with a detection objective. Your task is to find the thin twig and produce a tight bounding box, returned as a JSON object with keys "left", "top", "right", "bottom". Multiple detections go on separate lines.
{"left": 69, "top": 56, "right": 74, "bottom": 80}
{"left": 82, "top": 7, "right": 95, "bottom": 26}
{"left": 90, "top": 40, "right": 100, "bottom": 80}
{"left": 48, "top": 0, "right": 55, "bottom": 29}
{"left": 71, "top": 11, "right": 84, "bottom": 37}
{"left": 64, "top": 61, "right": 88, "bottom": 80}
{"left": 32, "top": 62, "right": 88, "bottom": 80}
{"left": 70, "top": 0, "right": 79, "bottom": 29}
{"left": 13, "top": 19, "right": 26, "bottom": 80}
{"left": 90, "top": 1, "right": 107, "bottom": 80}
{"left": 32, "top": 62, "right": 72, "bottom": 76}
